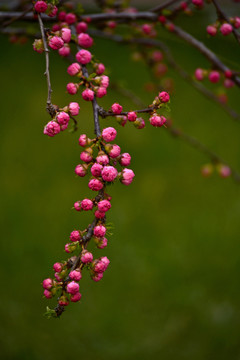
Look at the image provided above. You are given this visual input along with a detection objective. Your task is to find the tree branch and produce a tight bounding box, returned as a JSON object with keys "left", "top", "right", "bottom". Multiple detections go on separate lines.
{"left": 88, "top": 29, "right": 240, "bottom": 123}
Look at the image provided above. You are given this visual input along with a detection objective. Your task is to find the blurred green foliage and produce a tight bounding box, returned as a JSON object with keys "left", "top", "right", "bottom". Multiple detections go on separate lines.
{"left": 1, "top": 8, "right": 240, "bottom": 360}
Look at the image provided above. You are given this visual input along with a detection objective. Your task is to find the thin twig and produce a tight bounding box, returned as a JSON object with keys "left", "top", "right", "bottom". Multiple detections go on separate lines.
{"left": 88, "top": 29, "right": 240, "bottom": 122}
{"left": 150, "top": 0, "right": 180, "bottom": 13}
{"left": 37, "top": 14, "right": 55, "bottom": 117}
{"left": 1, "top": 5, "right": 32, "bottom": 28}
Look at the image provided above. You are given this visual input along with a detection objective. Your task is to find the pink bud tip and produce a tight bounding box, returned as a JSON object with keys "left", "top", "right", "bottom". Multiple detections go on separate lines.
{"left": 111, "top": 103, "right": 123, "bottom": 114}
{"left": 102, "top": 127, "right": 117, "bottom": 142}
{"left": 34, "top": 1, "right": 48, "bottom": 13}
{"left": 159, "top": 91, "right": 170, "bottom": 103}
{"left": 67, "top": 281, "right": 79, "bottom": 294}
{"left": 101, "top": 166, "right": 118, "bottom": 182}
{"left": 78, "top": 33, "right": 93, "bottom": 48}
{"left": 76, "top": 49, "right": 92, "bottom": 64}
{"left": 81, "top": 250, "right": 93, "bottom": 263}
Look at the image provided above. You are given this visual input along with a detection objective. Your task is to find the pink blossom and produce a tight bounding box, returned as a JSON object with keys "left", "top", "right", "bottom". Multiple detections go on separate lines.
{"left": 69, "top": 270, "right": 82, "bottom": 281}
{"left": 234, "top": 17, "right": 240, "bottom": 29}
{"left": 96, "top": 63, "right": 105, "bottom": 75}
{"left": 54, "top": 272, "right": 61, "bottom": 281}
{"left": 82, "top": 88, "right": 94, "bottom": 101}
{"left": 56, "top": 111, "right": 70, "bottom": 126}
{"left": 220, "top": 23, "right": 233, "bottom": 36}
{"left": 224, "top": 79, "right": 234, "bottom": 88}
{"left": 116, "top": 115, "right": 127, "bottom": 127}
{"left": 48, "top": 5, "right": 58, "bottom": 17}
{"left": 81, "top": 198, "right": 93, "bottom": 211}
{"left": 67, "top": 281, "right": 79, "bottom": 294}
{"left": 96, "top": 87, "right": 107, "bottom": 98}
{"left": 80, "top": 151, "right": 93, "bottom": 163}
{"left": 201, "top": 164, "right": 213, "bottom": 177}
{"left": 101, "top": 166, "right": 118, "bottom": 182}
{"left": 102, "top": 127, "right": 117, "bottom": 142}
{"left": 58, "top": 45, "right": 70, "bottom": 57}
{"left": 207, "top": 25, "right": 217, "bottom": 36}
{"left": 93, "top": 260, "right": 106, "bottom": 273}
{"left": 75, "top": 164, "right": 87, "bottom": 177}
{"left": 91, "top": 163, "right": 103, "bottom": 177}
{"left": 192, "top": 0, "right": 203, "bottom": 6}
{"left": 53, "top": 263, "right": 62, "bottom": 273}
{"left": 121, "top": 168, "right": 135, "bottom": 185}
{"left": 120, "top": 153, "right": 131, "bottom": 166}
{"left": 108, "top": 21, "right": 116, "bottom": 29}
{"left": 109, "top": 144, "right": 121, "bottom": 158}
{"left": 225, "top": 70, "right": 233, "bottom": 78}
{"left": 33, "top": 39, "right": 44, "bottom": 53}
{"left": 79, "top": 134, "right": 89, "bottom": 147}
{"left": 58, "top": 296, "right": 69, "bottom": 306}
{"left": 219, "top": 165, "right": 231, "bottom": 178}
{"left": 98, "top": 200, "right": 111, "bottom": 212}
{"left": 97, "top": 237, "right": 108, "bottom": 249}
{"left": 142, "top": 24, "right": 152, "bottom": 35}
{"left": 127, "top": 111, "right": 137, "bottom": 122}
{"left": 96, "top": 154, "right": 109, "bottom": 165}
{"left": 70, "top": 230, "right": 81, "bottom": 242}
{"left": 68, "top": 102, "right": 79, "bottom": 116}
{"left": 149, "top": 115, "right": 166, "bottom": 127}
{"left": 111, "top": 103, "right": 123, "bottom": 114}
{"left": 94, "top": 225, "right": 106, "bottom": 238}
{"left": 65, "top": 13, "right": 77, "bottom": 25}
{"left": 49, "top": 36, "right": 64, "bottom": 50}
{"left": 152, "top": 50, "right": 163, "bottom": 62}
{"left": 44, "top": 121, "right": 60, "bottom": 137}
{"left": 67, "top": 63, "right": 81, "bottom": 76}
{"left": 209, "top": 70, "right": 220, "bottom": 83}
{"left": 159, "top": 91, "right": 170, "bottom": 103}
{"left": 71, "top": 292, "right": 82, "bottom": 302}
{"left": 65, "top": 243, "right": 71, "bottom": 253}
{"left": 95, "top": 210, "right": 106, "bottom": 219}
{"left": 76, "top": 49, "right": 92, "bottom": 64}
{"left": 61, "top": 28, "right": 71, "bottom": 43}
{"left": 134, "top": 117, "right": 146, "bottom": 129}
{"left": 92, "top": 273, "right": 103, "bottom": 282}
{"left": 101, "top": 256, "right": 110, "bottom": 270}
{"left": 74, "top": 201, "right": 81, "bottom": 211}
{"left": 66, "top": 83, "right": 78, "bottom": 94}
{"left": 43, "top": 289, "right": 52, "bottom": 299}
{"left": 58, "top": 11, "right": 66, "bottom": 21}
{"left": 78, "top": 33, "right": 93, "bottom": 48}
{"left": 195, "top": 68, "right": 205, "bottom": 81}
{"left": 42, "top": 278, "right": 52, "bottom": 290}
{"left": 52, "top": 24, "right": 60, "bottom": 32}
{"left": 34, "top": 1, "right": 48, "bottom": 13}
{"left": 101, "top": 75, "right": 109, "bottom": 88}
{"left": 81, "top": 250, "right": 93, "bottom": 263}
{"left": 88, "top": 179, "right": 103, "bottom": 191}
{"left": 76, "top": 21, "right": 88, "bottom": 33}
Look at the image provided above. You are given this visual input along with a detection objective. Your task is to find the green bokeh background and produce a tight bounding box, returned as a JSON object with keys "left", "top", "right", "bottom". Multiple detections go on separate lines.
{"left": 1, "top": 6, "right": 240, "bottom": 360}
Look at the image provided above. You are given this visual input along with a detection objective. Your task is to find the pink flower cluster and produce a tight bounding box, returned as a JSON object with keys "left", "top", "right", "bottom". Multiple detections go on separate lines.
{"left": 206, "top": 23, "right": 234, "bottom": 37}
{"left": 194, "top": 68, "right": 234, "bottom": 90}
{"left": 44, "top": 104, "right": 80, "bottom": 137}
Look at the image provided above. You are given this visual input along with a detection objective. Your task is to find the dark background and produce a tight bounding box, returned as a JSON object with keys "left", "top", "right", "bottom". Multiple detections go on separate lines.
{"left": 1, "top": 2, "right": 240, "bottom": 359}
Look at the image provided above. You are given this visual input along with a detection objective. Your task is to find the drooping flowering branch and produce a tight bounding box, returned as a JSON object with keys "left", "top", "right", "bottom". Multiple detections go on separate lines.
{"left": 2, "top": 0, "right": 240, "bottom": 318}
